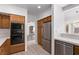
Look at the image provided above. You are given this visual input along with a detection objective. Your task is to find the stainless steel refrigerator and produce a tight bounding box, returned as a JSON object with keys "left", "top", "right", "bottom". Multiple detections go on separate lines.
{"left": 42, "top": 22, "right": 51, "bottom": 54}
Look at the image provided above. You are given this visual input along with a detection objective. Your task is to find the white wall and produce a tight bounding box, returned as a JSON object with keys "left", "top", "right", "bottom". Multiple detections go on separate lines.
{"left": 0, "top": 29, "right": 10, "bottom": 37}
{"left": 54, "top": 5, "right": 65, "bottom": 37}
{"left": 36, "top": 8, "right": 52, "bottom": 20}
{"left": 0, "top": 4, "right": 28, "bottom": 51}
{"left": 64, "top": 6, "right": 79, "bottom": 34}
{"left": 51, "top": 5, "right": 54, "bottom": 55}
{"left": 64, "top": 6, "right": 79, "bottom": 24}
{"left": 27, "top": 14, "right": 37, "bottom": 22}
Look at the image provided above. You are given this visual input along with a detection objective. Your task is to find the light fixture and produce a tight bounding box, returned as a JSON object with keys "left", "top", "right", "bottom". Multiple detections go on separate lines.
{"left": 37, "top": 6, "right": 41, "bottom": 9}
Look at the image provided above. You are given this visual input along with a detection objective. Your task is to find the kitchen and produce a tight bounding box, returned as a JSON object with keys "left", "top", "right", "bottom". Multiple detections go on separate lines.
{"left": 0, "top": 4, "right": 52, "bottom": 55}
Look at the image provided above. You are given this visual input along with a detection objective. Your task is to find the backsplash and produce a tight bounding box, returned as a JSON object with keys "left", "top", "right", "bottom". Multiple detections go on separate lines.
{"left": 60, "top": 33, "right": 79, "bottom": 39}
{"left": 0, "top": 29, "right": 10, "bottom": 37}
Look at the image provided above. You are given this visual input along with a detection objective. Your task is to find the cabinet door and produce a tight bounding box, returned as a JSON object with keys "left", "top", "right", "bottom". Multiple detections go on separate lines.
{"left": 18, "top": 16, "right": 25, "bottom": 23}
{"left": 74, "top": 46, "right": 79, "bottom": 55}
{"left": 2, "top": 16, "right": 10, "bottom": 29}
{"left": 10, "top": 15, "right": 25, "bottom": 23}
{"left": 10, "top": 15, "right": 18, "bottom": 23}
{"left": 37, "top": 21, "right": 43, "bottom": 46}
{"left": 0, "top": 39, "right": 10, "bottom": 55}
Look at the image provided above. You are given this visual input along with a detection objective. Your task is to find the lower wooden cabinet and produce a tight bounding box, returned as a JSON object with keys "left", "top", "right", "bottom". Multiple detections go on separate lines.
{"left": 0, "top": 39, "right": 10, "bottom": 55}
{"left": 10, "top": 43, "right": 25, "bottom": 54}
{"left": 0, "top": 39, "right": 25, "bottom": 55}
{"left": 73, "top": 46, "right": 79, "bottom": 55}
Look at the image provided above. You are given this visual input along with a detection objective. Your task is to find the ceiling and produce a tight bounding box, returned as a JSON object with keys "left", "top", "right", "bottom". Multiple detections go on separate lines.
{"left": 12, "top": 4, "right": 51, "bottom": 15}
{"left": 59, "top": 4, "right": 68, "bottom": 7}
{"left": 61, "top": 4, "right": 79, "bottom": 11}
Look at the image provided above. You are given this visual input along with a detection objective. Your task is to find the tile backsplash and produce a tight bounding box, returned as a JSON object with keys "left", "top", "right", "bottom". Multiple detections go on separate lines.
{"left": 0, "top": 29, "right": 10, "bottom": 37}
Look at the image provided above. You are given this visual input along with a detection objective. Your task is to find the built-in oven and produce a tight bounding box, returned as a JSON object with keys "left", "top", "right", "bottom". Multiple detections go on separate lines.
{"left": 11, "top": 23, "right": 24, "bottom": 45}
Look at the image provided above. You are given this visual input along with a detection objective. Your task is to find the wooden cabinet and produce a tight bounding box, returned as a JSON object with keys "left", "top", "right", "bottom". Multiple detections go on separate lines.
{"left": 0, "top": 39, "right": 10, "bottom": 55}
{"left": 73, "top": 46, "right": 79, "bottom": 55}
{"left": 10, "top": 15, "right": 25, "bottom": 24}
{"left": 10, "top": 15, "right": 25, "bottom": 54}
{"left": 2, "top": 15, "right": 10, "bottom": 29}
{"left": 0, "top": 15, "right": 10, "bottom": 29}
{"left": 43, "top": 16, "right": 51, "bottom": 23}
{"left": 37, "top": 20, "right": 43, "bottom": 46}
{"left": 10, "top": 43, "right": 25, "bottom": 54}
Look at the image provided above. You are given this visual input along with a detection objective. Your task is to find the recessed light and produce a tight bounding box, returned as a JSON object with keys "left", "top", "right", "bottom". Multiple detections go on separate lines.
{"left": 37, "top": 6, "right": 41, "bottom": 9}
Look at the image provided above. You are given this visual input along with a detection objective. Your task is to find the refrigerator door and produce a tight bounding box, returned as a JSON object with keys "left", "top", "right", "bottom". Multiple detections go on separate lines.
{"left": 42, "top": 22, "right": 51, "bottom": 54}
{"left": 43, "top": 22, "right": 51, "bottom": 40}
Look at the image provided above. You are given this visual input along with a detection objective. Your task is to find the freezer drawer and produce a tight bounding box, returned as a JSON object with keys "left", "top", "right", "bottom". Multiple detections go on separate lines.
{"left": 42, "top": 39, "right": 51, "bottom": 54}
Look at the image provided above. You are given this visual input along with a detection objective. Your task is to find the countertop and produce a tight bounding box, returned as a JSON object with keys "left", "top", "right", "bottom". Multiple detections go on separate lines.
{"left": 0, "top": 37, "right": 10, "bottom": 47}
{"left": 54, "top": 36, "right": 79, "bottom": 46}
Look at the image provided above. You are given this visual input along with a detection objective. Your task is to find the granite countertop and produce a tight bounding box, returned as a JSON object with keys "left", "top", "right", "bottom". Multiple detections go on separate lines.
{"left": 54, "top": 36, "right": 79, "bottom": 46}
{"left": 0, "top": 37, "right": 10, "bottom": 47}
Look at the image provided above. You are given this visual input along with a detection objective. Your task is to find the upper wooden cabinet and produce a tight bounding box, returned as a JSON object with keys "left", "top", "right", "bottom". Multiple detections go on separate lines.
{"left": 0, "top": 15, "right": 10, "bottom": 29}
{"left": 10, "top": 15, "right": 25, "bottom": 24}
{"left": 2, "top": 15, "right": 10, "bottom": 29}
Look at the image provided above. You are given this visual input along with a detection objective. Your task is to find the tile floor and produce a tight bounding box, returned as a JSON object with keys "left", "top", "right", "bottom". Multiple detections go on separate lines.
{"left": 12, "top": 44, "right": 50, "bottom": 55}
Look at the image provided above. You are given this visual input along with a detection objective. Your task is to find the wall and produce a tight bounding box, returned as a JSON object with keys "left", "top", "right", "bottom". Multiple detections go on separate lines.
{"left": 36, "top": 8, "right": 52, "bottom": 20}
{"left": 27, "top": 14, "right": 37, "bottom": 22}
{"left": 64, "top": 6, "right": 79, "bottom": 23}
{"left": 27, "top": 13, "right": 37, "bottom": 45}
{"left": 0, "top": 29, "right": 10, "bottom": 37}
{"left": 51, "top": 5, "right": 54, "bottom": 55}
{"left": 54, "top": 5, "right": 65, "bottom": 37}
{"left": 64, "top": 6, "right": 79, "bottom": 34}
{"left": 0, "top": 4, "right": 28, "bottom": 51}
